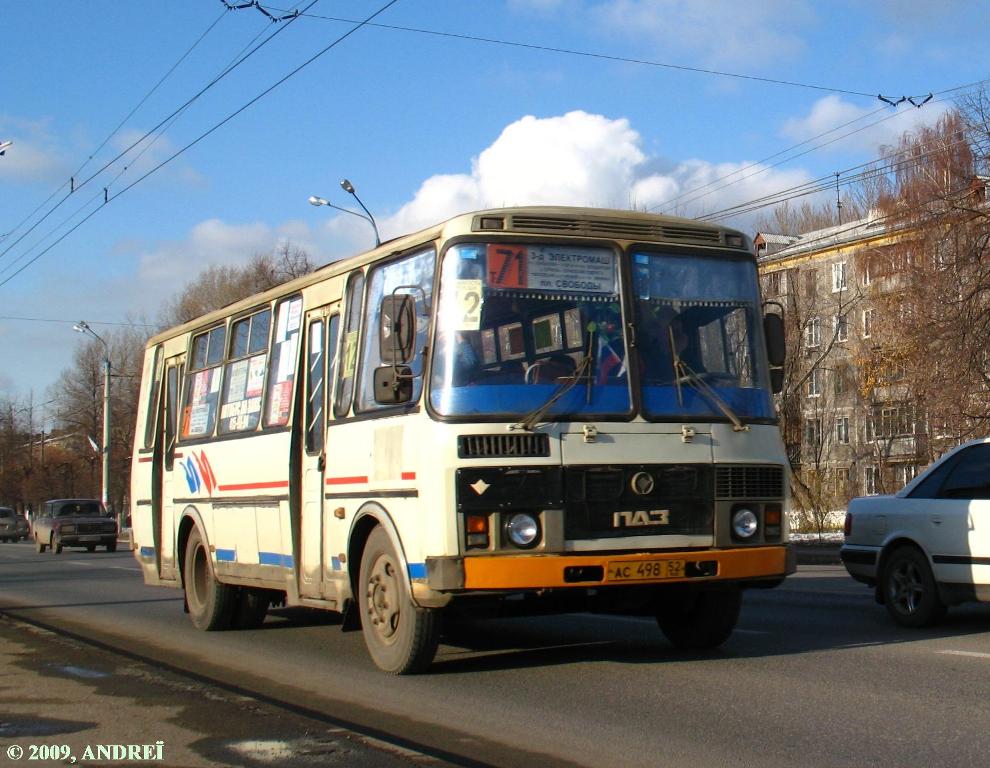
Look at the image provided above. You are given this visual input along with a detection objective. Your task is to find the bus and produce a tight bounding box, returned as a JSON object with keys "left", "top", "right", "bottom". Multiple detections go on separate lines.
{"left": 131, "top": 206, "right": 793, "bottom": 674}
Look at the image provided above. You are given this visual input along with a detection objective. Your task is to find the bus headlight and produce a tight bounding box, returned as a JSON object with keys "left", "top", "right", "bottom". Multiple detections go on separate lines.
{"left": 731, "top": 508, "right": 758, "bottom": 540}
{"left": 504, "top": 513, "right": 540, "bottom": 549}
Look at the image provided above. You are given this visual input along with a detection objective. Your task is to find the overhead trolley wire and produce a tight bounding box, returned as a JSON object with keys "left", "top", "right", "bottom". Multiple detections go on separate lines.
{"left": 0, "top": 2, "right": 306, "bottom": 269}
{"left": 654, "top": 76, "right": 990, "bottom": 216}
{"left": 0, "top": 8, "right": 229, "bottom": 264}
{"left": 265, "top": 7, "right": 883, "bottom": 98}
{"left": 697, "top": 125, "right": 977, "bottom": 223}
{"left": 0, "top": 0, "right": 402, "bottom": 290}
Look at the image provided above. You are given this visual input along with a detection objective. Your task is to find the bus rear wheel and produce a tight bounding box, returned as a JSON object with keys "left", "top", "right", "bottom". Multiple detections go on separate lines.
{"left": 358, "top": 527, "right": 440, "bottom": 674}
{"left": 183, "top": 526, "right": 235, "bottom": 631}
{"left": 232, "top": 588, "right": 271, "bottom": 630}
{"left": 656, "top": 585, "right": 741, "bottom": 650}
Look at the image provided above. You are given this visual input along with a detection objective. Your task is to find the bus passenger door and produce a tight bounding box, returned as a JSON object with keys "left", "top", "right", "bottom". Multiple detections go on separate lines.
{"left": 299, "top": 307, "right": 339, "bottom": 598}
{"left": 159, "top": 356, "right": 183, "bottom": 581}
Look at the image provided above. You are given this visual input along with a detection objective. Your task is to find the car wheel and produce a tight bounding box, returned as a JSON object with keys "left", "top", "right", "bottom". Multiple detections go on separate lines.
{"left": 358, "top": 526, "right": 440, "bottom": 674}
{"left": 656, "top": 585, "right": 742, "bottom": 650}
{"left": 882, "top": 546, "right": 946, "bottom": 627}
{"left": 107, "top": 541, "right": 117, "bottom": 553}
{"left": 183, "top": 526, "right": 235, "bottom": 631}
{"left": 51, "top": 533, "right": 63, "bottom": 555}
{"left": 35, "top": 535, "right": 46, "bottom": 554}
{"left": 86, "top": 544, "right": 96, "bottom": 553}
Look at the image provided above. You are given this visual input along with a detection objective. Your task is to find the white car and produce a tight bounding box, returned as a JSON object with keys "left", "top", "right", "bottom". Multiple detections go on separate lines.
{"left": 841, "top": 438, "right": 990, "bottom": 627}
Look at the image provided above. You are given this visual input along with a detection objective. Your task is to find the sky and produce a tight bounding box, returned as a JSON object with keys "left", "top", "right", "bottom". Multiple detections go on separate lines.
{"left": 1, "top": 0, "right": 988, "bottom": 410}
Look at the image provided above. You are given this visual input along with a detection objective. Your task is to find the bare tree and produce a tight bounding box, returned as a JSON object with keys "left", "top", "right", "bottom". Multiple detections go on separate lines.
{"left": 160, "top": 241, "right": 315, "bottom": 326}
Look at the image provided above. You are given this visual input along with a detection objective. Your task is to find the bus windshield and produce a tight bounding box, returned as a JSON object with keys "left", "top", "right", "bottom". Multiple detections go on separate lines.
{"left": 429, "top": 243, "right": 774, "bottom": 423}
{"left": 631, "top": 251, "right": 774, "bottom": 422}
{"left": 430, "top": 242, "right": 631, "bottom": 419}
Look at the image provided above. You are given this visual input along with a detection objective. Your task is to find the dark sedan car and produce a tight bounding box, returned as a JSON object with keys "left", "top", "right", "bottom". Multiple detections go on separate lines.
{"left": 0, "top": 506, "right": 25, "bottom": 542}
{"left": 33, "top": 499, "right": 117, "bottom": 554}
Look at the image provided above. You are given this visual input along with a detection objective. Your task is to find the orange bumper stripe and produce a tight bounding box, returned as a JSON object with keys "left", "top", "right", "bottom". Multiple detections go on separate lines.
{"left": 462, "top": 546, "right": 788, "bottom": 590}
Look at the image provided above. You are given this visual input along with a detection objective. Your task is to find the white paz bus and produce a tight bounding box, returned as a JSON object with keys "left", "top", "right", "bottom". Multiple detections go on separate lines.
{"left": 131, "top": 206, "right": 793, "bottom": 674}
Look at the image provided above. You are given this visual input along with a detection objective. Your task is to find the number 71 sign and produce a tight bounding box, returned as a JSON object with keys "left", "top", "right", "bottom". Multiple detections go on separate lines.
{"left": 487, "top": 245, "right": 527, "bottom": 288}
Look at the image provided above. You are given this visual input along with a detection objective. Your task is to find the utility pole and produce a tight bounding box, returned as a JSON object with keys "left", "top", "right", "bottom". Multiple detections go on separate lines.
{"left": 73, "top": 322, "right": 111, "bottom": 519}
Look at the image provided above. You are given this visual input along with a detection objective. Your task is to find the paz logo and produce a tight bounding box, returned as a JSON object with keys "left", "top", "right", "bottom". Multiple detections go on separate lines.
{"left": 181, "top": 451, "right": 217, "bottom": 495}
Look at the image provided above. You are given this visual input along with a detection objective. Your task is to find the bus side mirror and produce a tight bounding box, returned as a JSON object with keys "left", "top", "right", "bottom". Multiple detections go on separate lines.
{"left": 763, "top": 312, "right": 785, "bottom": 367}
{"left": 373, "top": 365, "right": 413, "bottom": 404}
{"left": 380, "top": 295, "right": 416, "bottom": 364}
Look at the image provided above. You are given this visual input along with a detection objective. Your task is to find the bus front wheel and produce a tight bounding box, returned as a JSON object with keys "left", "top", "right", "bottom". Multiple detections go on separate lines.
{"left": 183, "top": 527, "right": 235, "bottom": 631}
{"left": 358, "top": 527, "right": 440, "bottom": 674}
{"left": 656, "top": 585, "right": 741, "bottom": 650}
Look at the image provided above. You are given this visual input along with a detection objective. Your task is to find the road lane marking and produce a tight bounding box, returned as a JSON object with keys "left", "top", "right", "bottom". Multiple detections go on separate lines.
{"left": 937, "top": 650, "right": 990, "bottom": 659}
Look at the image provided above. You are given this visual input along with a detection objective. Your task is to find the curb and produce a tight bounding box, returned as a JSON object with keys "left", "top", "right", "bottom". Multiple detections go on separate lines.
{"left": 794, "top": 544, "right": 841, "bottom": 565}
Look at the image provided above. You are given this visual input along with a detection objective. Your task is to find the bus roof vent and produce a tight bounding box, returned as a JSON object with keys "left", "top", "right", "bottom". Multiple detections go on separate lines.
{"left": 458, "top": 433, "right": 551, "bottom": 459}
{"left": 715, "top": 465, "right": 785, "bottom": 499}
{"left": 493, "top": 214, "right": 723, "bottom": 245}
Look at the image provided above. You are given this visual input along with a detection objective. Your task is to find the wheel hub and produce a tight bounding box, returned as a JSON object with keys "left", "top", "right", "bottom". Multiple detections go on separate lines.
{"left": 890, "top": 561, "right": 923, "bottom": 614}
{"left": 366, "top": 554, "right": 400, "bottom": 640}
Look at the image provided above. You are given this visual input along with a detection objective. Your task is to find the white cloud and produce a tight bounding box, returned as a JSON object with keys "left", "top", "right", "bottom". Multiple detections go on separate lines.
{"left": 0, "top": 116, "right": 69, "bottom": 183}
{"left": 588, "top": 0, "right": 814, "bottom": 68}
{"left": 382, "top": 110, "right": 813, "bottom": 236}
{"left": 781, "top": 95, "right": 952, "bottom": 154}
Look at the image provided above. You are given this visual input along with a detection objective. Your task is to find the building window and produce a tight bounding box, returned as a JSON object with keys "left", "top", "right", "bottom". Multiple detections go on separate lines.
{"left": 835, "top": 314, "right": 848, "bottom": 342}
{"left": 766, "top": 272, "right": 782, "bottom": 296}
{"left": 862, "top": 308, "right": 874, "bottom": 338}
{"left": 836, "top": 416, "right": 850, "bottom": 444}
{"left": 807, "top": 367, "right": 823, "bottom": 397}
{"left": 865, "top": 466, "right": 878, "bottom": 495}
{"left": 895, "top": 464, "right": 918, "bottom": 488}
{"left": 834, "top": 364, "right": 848, "bottom": 395}
{"left": 805, "top": 317, "right": 822, "bottom": 348}
{"left": 805, "top": 418, "right": 822, "bottom": 451}
{"left": 831, "top": 261, "right": 848, "bottom": 292}
{"left": 833, "top": 467, "right": 850, "bottom": 495}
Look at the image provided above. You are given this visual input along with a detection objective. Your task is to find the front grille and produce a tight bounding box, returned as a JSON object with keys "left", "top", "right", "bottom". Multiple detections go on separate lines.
{"left": 715, "top": 465, "right": 785, "bottom": 499}
{"left": 565, "top": 464, "right": 713, "bottom": 540}
{"left": 503, "top": 214, "right": 723, "bottom": 245}
{"left": 75, "top": 522, "right": 111, "bottom": 534}
{"left": 458, "top": 433, "right": 550, "bottom": 459}
{"left": 583, "top": 469, "right": 624, "bottom": 500}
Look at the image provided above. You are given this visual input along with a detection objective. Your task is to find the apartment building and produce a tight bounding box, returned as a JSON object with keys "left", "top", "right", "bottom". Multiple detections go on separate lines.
{"left": 756, "top": 212, "right": 930, "bottom": 517}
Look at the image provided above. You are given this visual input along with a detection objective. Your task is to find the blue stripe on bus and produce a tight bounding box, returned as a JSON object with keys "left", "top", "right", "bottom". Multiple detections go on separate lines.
{"left": 407, "top": 563, "right": 427, "bottom": 580}
{"left": 215, "top": 549, "right": 236, "bottom": 562}
{"left": 139, "top": 546, "right": 155, "bottom": 559}
{"left": 259, "top": 552, "right": 294, "bottom": 569}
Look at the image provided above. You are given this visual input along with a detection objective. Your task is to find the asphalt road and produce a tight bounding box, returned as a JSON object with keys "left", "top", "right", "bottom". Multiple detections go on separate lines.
{"left": 2, "top": 540, "right": 990, "bottom": 767}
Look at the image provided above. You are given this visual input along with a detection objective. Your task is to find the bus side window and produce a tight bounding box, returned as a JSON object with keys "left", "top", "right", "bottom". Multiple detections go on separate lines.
{"left": 181, "top": 325, "right": 225, "bottom": 439}
{"left": 326, "top": 314, "right": 340, "bottom": 420}
{"left": 334, "top": 272, "right": 365, "bottom": 418}
{"left": 142, "top": 346, "right": 163, "bottom": 450}
{"left": 356, "top": 248, "right": 435, "bottom": 411}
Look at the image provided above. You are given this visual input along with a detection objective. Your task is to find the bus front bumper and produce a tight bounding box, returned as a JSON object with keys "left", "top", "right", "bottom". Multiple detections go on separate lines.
{"left": 424, "top": 545, "right": 795, "bottom": 593}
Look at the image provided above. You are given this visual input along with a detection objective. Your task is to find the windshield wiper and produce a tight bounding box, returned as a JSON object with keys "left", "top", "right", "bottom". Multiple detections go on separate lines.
{"left": 511, "top": 349, "right": 595, "bottom": 432}
{"left": 670, "top": 328, "right": 749, "bottom": 432}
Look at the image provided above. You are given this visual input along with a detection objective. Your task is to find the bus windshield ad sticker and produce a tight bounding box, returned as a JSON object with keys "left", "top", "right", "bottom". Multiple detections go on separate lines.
{"left": 486, "top": 245, "right": 614, "bottom": 294}
{"left": 455, "top": 279, "right": 483, "bottom": 330}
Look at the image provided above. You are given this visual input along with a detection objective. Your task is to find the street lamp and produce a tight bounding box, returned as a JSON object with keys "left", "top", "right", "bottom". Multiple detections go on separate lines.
{"left": 306, "top": 180, "right": 381, "bottom": 247}
{"left": 339, "top": 179, "right": 381, "bottom": 247}
{"left": 73, "top": 321, "right": 111, "bottom": 520}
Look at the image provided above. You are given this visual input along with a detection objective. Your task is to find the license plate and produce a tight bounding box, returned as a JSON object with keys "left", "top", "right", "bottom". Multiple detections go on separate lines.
{"left": 606, "top": 559, "right": 686, "bottom": 582}
{"left": 79, "top": 535, "right": 104, "bottom": 542}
